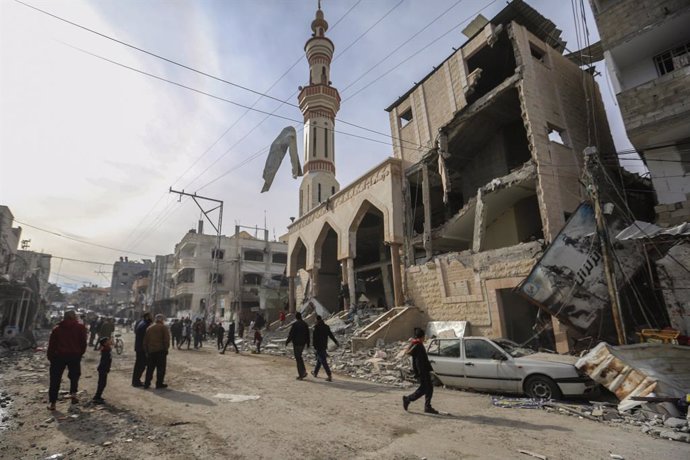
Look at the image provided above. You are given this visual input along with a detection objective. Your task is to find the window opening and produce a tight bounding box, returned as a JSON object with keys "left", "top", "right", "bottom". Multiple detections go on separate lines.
{"left": 244, "top": 250, "right": 264, "bottom": 262}
{"left": 209, "top": 273, "right": 224, "bottom": 284}
{"left": 312, "top": 127, "right": 317, "bottom": 157}
{"left": 399, "top": 108, "right": 413, "bottom": 127}
{"left": 654, "top": 41, "right": 690, "bottom": 76}
{"left": 211, "top": 249, "right": 224, "bottom": 260}
{"left": 324, "top": 126, "right": 328, "bottom": 158}
{"left": 547, "top": 124, "right": 569, "bottom": 146}
{"left": 272, "top": 253, "right": 287, "bottom": 264}
{"left": 529, "top": 42, "right": 546, "bottom": 63}
{"left": 464, "top": 339, "right": 501, "bottom": 360}
{"left": 318, "top": 183, "right": 322, "bottom": 202}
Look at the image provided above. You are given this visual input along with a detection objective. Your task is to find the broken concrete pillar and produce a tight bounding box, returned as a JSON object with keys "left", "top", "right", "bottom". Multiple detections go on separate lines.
{"left": 390, "top": 243, "right": 403, "bottom": 307}
{"left": 347, "top": 257, "right": 356, "bottom": 309}
{"left": 422, "top": 163, "right": 433, "bottom": 260}
{"left": 472, "top": 188, "right": 486, "bottom": 253}
{"left": 288, "top": 277, "right": 296, "bottom": 313}
{"left": 380, "top": 243, "right": 394, "bottom": 307}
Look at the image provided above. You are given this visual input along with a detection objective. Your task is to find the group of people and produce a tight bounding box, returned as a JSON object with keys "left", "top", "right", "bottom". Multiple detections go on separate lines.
{"left": 47, "top": 308, "right": 438, "bottom": 414}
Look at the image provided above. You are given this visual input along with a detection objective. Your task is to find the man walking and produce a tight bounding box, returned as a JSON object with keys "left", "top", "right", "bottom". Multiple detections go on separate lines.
{"left": 285, "top": 312, "right": 310, "bottom": 380}
{"left": 402, "top": 328, "right": 438, "bottom": 414}
{"left": 46, "top": 310, "right": 87, "bottom": 410}
{"left": 216, "top": 322, "right": 225, "bottom": 351}
{"left": 131, "top": 312, "right": 152, "bottom": 387}
{"left": 311, "top": 315, "right": 339, "bottom": 381}
{"left": 96, "top": 317, "right": 115, "bottom": 350}
{"left": 143, "top": 314, "right": 170, "bottom": 389}
{"left": 221, "top": 320, "right": 239, "bottom": 354}
{"left": 170, "top": 319, "right": 182, "bottom": 349}
{"left": 88, "top": 316, "right": 99, "bottom": 347}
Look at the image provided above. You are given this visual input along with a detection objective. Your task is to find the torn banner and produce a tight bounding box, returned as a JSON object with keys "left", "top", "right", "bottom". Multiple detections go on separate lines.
{"left": 518, "top": 202, "right": 644, "bottom": 339}
{"left": 261, "top": 126, "right": 302, "bottom": 193}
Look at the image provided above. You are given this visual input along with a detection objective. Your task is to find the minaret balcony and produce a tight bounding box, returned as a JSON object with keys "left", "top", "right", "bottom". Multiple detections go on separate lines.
{"left": 298, "top": 85, "right": 341, "bottom": 114}
{"left": 304, "top": 159, "right": 336, "bottom": 174}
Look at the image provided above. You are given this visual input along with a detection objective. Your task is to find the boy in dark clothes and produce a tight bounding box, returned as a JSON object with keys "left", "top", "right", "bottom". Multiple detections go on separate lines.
{"left": 402, "top": 328, "right": 439, "bottom": 414}
{"left": 253, "top": 329, "right": 263, "bottom": 354}
{"left": 93, "top": 336, "right": 112, "bottom": 404}
{"left": 216, "top": 322, "right": 225, "bottom": 350}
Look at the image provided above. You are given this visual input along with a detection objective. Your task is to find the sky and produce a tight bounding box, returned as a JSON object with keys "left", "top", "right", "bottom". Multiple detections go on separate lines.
{"left": 0, "top": 0, "right": 637, "bottom": 292}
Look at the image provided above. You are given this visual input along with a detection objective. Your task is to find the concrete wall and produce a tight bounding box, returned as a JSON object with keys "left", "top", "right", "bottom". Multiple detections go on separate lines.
{"left": 656, "top": 242, "right": 690, "bottom": 335}
{"left": 405, "top": 242, "right": 542, "bottom": 338}
{"left": 591, "top": 0, "right": 690, "bottom": 49}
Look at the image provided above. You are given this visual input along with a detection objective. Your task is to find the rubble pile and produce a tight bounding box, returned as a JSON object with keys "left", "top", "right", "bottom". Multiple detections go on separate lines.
{"left": 256, "top": 309, "right": 413, "bottom": 386}
{"left": 541, "top": 401, "right": 690, "bottom": 443}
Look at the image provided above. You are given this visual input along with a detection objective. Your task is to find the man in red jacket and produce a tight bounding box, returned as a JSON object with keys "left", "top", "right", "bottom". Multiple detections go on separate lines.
{"left": 47, "top": 310, "right": 87, "bottom": 410}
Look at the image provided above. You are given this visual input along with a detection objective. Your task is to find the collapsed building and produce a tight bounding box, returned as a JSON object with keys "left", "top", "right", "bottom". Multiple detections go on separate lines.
{"left": 284, "top": 1, "right": 659, "bottom": 353}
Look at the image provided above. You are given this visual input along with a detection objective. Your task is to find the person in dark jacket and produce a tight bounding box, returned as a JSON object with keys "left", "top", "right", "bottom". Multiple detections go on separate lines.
{"left": 216, "top": 322, "right": 225, "bottom": 350}
{"left": 93, "top": 336, "right": 112, "bottom": 404}
{"left": 311, "top": 315, "right": 339, "bottom": 381}
{"left": 88, "top": 317, "right": 99, "bottom": 347}
{"left": 47, "top": 310, "right": 88, "bottom": 410}
{"left": 221, "top": 321, "right": 239, "bottom": 354}
{"left": 285, "top": 312, "right": 310, "bottom": 380}
{"left": 131, "top": 312, "right": 152, "bottom": 387}
{"left": 170, "top": 319, "right": 182, "bottom": 349}
{"left": 402, "top": 328, "right": 438, "bottom": 414}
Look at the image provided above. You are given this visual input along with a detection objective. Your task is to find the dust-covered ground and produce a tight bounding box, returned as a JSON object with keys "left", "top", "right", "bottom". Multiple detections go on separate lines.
{"left": 1, "top": 329, "right": 688, "bottom": 460}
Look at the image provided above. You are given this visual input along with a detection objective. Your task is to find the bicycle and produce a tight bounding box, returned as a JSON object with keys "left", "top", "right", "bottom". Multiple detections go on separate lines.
{"left": 113, "top": 333, "right": 124, "bottom": 355}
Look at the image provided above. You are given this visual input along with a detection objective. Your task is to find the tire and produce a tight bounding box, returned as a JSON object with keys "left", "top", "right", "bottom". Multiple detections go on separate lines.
{"left": 115, "top": 340, "right": 124, "bottom": 355}
{"left": 524, "top": 375, "right": 561, "bottom": 400}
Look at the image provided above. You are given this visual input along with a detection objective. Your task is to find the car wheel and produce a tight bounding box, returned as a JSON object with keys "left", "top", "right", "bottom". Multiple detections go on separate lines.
{"left": 524, "top": 375, "right": 561, "bottom": 400}
{"left": 430, "top": 372, "right": 442, "bottom": 387}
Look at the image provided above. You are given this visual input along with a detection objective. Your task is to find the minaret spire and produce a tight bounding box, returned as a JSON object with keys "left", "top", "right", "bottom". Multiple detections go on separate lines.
{"left": 297, "top": 3, "right": 341, "bottom": 217}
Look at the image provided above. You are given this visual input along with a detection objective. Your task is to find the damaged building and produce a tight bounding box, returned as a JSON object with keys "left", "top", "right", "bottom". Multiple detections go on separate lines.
{"left": 386, "top": 1, "right": 621, "bottom": 353}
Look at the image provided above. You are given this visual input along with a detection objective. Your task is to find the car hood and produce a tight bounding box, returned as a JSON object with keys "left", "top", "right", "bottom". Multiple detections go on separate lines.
{"left": 514, "top": 353, "right": 579, "bottom": 366}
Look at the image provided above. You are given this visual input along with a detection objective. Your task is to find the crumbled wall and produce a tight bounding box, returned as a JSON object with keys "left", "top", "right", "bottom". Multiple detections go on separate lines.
{"left": 656, "top": 242, "right": 690, "bottom": 335}
{"left": 656, "top": 198, "right": 690, "bottom": 226}
{"left": 406, "top": 241, "right": 542, "bottom": 337}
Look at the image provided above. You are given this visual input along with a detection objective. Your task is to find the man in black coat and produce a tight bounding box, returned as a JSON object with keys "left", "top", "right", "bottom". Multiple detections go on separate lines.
{"left": 402, "top": 328, "right": 438, "bottom": 414}
{"left": 221, "top": 321, "right": 239, "bottom": 354}
{"left": 285, "top": 312, "right": 310, "bottom": 379}
{"left": 311, "top": 315, "right": 339, "bottom": 381}
{"left": 131, "top": 312, "right": 152, "bottom": 387}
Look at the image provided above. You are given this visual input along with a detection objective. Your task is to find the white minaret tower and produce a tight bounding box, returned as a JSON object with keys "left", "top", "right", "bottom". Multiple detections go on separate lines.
{"left": 298, "top": 3, "right": 341, "bottom": 217}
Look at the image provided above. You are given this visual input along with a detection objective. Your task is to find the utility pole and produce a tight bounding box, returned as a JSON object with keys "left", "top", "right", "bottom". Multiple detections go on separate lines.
{"left": 583, "top": 147, "right": 626, "bottom": 345}
{"left": 169, "top": 188, "right": 224, "bottom": 319}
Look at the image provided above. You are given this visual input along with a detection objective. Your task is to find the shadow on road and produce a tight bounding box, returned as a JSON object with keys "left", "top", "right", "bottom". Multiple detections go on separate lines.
{"left": 152, "top": 389, "right": 216, "bottom": 406}
{"left": 308, "top": 378, "right": 396, "bottom": 394}
{"left": 408, "top": 411, "right": 572, "bottom": 431}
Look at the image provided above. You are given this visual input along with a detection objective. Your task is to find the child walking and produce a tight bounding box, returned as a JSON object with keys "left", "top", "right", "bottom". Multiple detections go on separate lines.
{"left": 93, "top": 336, "right": 112, "bottom": 404}
{"left": 253, "top": 329, "right": 263, "bottom": 354}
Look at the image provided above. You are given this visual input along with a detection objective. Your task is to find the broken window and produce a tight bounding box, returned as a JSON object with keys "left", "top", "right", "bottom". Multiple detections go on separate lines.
{"left": 399, "top": 108, "right": 413, "bottom": 127}
{"left": 211, "top": 249, "right": 224, "bottom": 260}
{"left": 465, "top": 29, "right": 516, "bottom": 104}
{"left": 244, "top": 250, "right": 264, "bottom": 262}
{"left": 464, "top": 339, "right": 500, "bottom": 360}
{"left": 272, "top": 252, "right": 287, "bottom": 264}
{"left": 547, "top": 124, "right": 569, "bottom": 146}
{"left": 209, "top": 273, "right": 224, "bottom": 284}
{"left": 529, "top": 42, "right": 547, "bottom": 64}
{"left": 653, "top": 41, "right": 690, "bottom": 76}
{"left": 243, "top": 273, "right": 262, "bottom": 285}
{"left": 177, "top": 268, "right": 195, "bottom": 283}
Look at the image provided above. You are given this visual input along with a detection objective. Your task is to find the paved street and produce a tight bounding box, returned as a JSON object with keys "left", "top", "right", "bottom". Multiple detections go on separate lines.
{"left": 0, "top": 329, "right": 688, "bottom": 460}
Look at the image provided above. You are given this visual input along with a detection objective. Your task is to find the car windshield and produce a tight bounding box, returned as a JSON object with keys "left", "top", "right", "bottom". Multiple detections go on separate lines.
{"left": 494, "top": 339, "right": 536, "bottom": 358}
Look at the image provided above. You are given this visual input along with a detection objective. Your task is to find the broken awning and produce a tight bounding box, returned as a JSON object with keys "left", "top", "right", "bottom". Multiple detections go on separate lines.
{"left": 616, "top": 220, "right": 690, "bottom": 240}
{"left": 576, "top": 342, "right": 690, "bottom": 411}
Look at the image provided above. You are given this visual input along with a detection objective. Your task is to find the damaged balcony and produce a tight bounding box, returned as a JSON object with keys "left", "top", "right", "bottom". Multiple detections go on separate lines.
{"left": 407, "top": 83, "right": 540, "bottom": 261}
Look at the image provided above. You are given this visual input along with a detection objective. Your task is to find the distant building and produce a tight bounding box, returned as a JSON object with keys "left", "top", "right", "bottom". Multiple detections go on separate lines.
{"left": 170, "top": 223, "right": 287, "bottom": 321}
{"left": 130, "top": 271, "right": 150, "bottom": 317}
{"left": 590, "top": 0, "right": 690, "bottom": 220}
{"left": 148, "top": 254, "right": 175, "bottom": 317}
{"left": 10, "top": 250, "right": 52, "bottom": 298}
{"left": 0, "top": 205, "right": 21, "bottom": 278}
{"left": 109, "top": 257, "right": 152, "bottom": 306}
{"left": 70, "top": 286, "right": 110, "bottom": 311}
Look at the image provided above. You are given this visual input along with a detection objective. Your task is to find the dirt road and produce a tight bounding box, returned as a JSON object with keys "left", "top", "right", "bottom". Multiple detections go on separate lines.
{"left": 1, "top": 330, "right": 688, "bottom": 460}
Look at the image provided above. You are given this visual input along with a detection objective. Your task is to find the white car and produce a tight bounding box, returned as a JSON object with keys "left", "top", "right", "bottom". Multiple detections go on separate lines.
{"left": 427, "top": 337, "right": 596, "bottom": 399}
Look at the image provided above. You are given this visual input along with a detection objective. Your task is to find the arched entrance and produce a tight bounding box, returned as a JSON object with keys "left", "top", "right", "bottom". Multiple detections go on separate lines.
{"left": 314, "top": 223, "right": 340, "bottom": 312}
{"left": 288, "top": 238, "right": 307, "bottom": 312}
{"left": 350, "top": 203, "right": 393, "bottom": 308}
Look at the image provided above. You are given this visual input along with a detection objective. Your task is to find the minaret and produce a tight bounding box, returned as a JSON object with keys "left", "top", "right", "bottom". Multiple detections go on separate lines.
{"left": 298, "top": 3, "right": 341, "bottom": 217}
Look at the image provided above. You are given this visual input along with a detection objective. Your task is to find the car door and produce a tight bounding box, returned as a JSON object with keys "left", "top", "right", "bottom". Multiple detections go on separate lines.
{"left": 427, "top": 339, "right": 464, "bottom": 387}
{"left": 462, "top": 338, "right": 515, "bottom": 392}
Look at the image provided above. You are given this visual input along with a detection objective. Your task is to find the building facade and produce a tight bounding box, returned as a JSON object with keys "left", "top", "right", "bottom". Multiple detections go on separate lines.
{"left": 590, "top": 0, "right": 690, "bottom": 218}
{"left": 170, "top": 225, "right": 287, "bottom": 321}
{"left": 148, "top": 254, "right": 175, "bottom": 316}
{"left": 0, "top": 205, "right": 21, "bottom": 278}
{"left": 109, "top": 257, "right": 152, "bottom": 306}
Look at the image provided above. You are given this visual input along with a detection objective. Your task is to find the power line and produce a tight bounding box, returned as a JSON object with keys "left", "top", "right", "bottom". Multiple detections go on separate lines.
{"left": 14, "top": 219, "right": 155, "bottom": 257}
